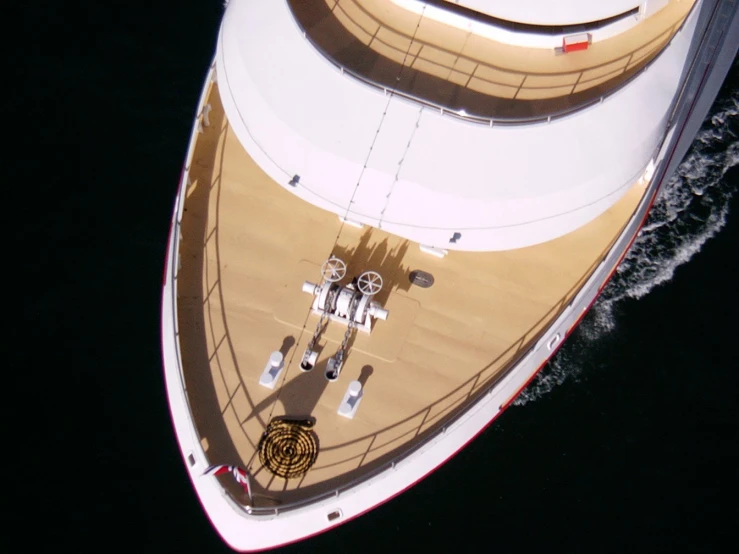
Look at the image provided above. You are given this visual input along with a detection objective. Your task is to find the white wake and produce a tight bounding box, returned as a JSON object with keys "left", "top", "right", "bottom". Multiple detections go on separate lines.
{"left": 514, "top": 90, "right": 739, "bottom": 405}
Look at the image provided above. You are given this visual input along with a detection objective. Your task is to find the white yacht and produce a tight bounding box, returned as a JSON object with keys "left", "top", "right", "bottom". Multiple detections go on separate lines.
{"left": 161, "top": 0, "right": 738, "bottom": 550}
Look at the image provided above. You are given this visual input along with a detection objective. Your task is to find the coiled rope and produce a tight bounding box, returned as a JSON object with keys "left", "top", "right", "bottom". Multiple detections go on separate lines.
{"left": 258, "top": 419, "right": 319, "bottom": 479}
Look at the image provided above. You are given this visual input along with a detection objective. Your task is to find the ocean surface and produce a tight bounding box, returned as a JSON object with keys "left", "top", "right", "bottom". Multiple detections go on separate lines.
{"left": 18, "top": 2, "right": 737, "bottom": 553}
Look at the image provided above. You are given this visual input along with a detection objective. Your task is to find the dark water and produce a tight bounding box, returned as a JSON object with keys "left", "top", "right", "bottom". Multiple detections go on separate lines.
{"left": 18, "top": 2, "right": 737, "bottom": 552}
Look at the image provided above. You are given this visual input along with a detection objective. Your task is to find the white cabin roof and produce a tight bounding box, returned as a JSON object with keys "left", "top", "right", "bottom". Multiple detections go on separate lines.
{"left": 216, "top": 0, "right": 698, "bottom": 250}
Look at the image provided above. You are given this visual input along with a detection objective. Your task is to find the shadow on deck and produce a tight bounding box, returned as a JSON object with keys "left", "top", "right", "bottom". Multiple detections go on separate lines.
{"left": 176, "top": 82, "right": 638, "bottom": 510}
{"left": 290, "top": 0, "right": 689, "bottom": 122}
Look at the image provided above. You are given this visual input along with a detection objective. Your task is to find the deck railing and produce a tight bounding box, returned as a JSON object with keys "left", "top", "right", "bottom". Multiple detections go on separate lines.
{"left": 287, "top": 0, "right": 695, "bottom": 125}
{"left": 165, "top": 60, "right": 218, "bottom": 478}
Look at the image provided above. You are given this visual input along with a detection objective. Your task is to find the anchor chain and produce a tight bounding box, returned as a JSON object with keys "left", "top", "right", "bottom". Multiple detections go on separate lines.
{"left": 307, "top": 310, "right": 329, "bottom": 351}
{"left": 333, "top": 320, "right": 356, "bottom": 371}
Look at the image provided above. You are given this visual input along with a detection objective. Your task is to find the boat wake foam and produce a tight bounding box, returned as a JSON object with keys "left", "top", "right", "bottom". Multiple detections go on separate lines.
{"left": 515, "top": 90, "right": 739, "bottom": 406}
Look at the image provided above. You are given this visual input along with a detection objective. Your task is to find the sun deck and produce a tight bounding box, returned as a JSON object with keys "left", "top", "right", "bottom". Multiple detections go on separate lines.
{"left": 176, "top": 79, "right": 647, "bottom": 506}
{"left": 292, "top": 0, "right": 694, "bottom": 119}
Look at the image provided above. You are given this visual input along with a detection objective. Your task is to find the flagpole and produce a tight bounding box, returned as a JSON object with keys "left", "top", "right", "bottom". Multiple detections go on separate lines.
{"left": 244, "top": 471, "right": 253, "bottom": 507}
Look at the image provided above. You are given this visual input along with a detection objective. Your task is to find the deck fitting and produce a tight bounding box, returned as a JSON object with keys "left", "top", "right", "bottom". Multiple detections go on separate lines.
{"left": 338, "top": 380, "right": 363, "bottom": 419}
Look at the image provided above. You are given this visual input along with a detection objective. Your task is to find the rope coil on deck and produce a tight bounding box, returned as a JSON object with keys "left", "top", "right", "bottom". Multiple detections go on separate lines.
{"left": 258, "top": 419, "right": 319, "bottom": 479}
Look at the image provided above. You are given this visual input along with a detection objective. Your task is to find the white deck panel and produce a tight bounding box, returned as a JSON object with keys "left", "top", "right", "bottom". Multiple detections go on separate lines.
{"left": 218, "top": 0, "right": 699, "bottom": 249}
{"left": 352, "top": 100, "right": 425, "bottom": 216}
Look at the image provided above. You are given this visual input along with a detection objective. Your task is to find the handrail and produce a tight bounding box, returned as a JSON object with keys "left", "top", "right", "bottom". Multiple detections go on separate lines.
{"left": 166, "top": 60, "right": 218, "bottom": 471}
{"left": 287, "top": 0, "right": 697, "bottom": 125}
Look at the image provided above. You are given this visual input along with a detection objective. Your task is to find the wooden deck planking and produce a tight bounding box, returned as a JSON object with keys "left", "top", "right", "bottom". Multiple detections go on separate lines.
{"left": 316, "top": 0, "right": 694, "bottom": 99}
{"left": 176, "top": 83, "right": 646, "bottom": 504}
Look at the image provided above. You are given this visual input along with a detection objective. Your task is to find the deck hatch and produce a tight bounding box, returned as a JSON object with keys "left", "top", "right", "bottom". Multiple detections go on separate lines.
{"left": 409, "top": 270, "right": 435, "bottom": 288}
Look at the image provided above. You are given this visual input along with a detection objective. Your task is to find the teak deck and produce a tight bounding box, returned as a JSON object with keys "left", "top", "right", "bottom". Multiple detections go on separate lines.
{"left": 293, "top": 0, "right": 694, "bottom": 105}
{"left": 176, "top": 80, "right": 646, "bottom": 506}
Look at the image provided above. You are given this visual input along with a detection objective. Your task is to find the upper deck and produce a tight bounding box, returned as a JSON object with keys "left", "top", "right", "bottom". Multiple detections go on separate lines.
{"left": 216, "top": 0, "right": 700, "bottom": 251}
{"left": 176, "top": 79, "right": 647, "bottom": 507}
{"left": 292, "top": 0, "right": 694, "bottom": 120}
